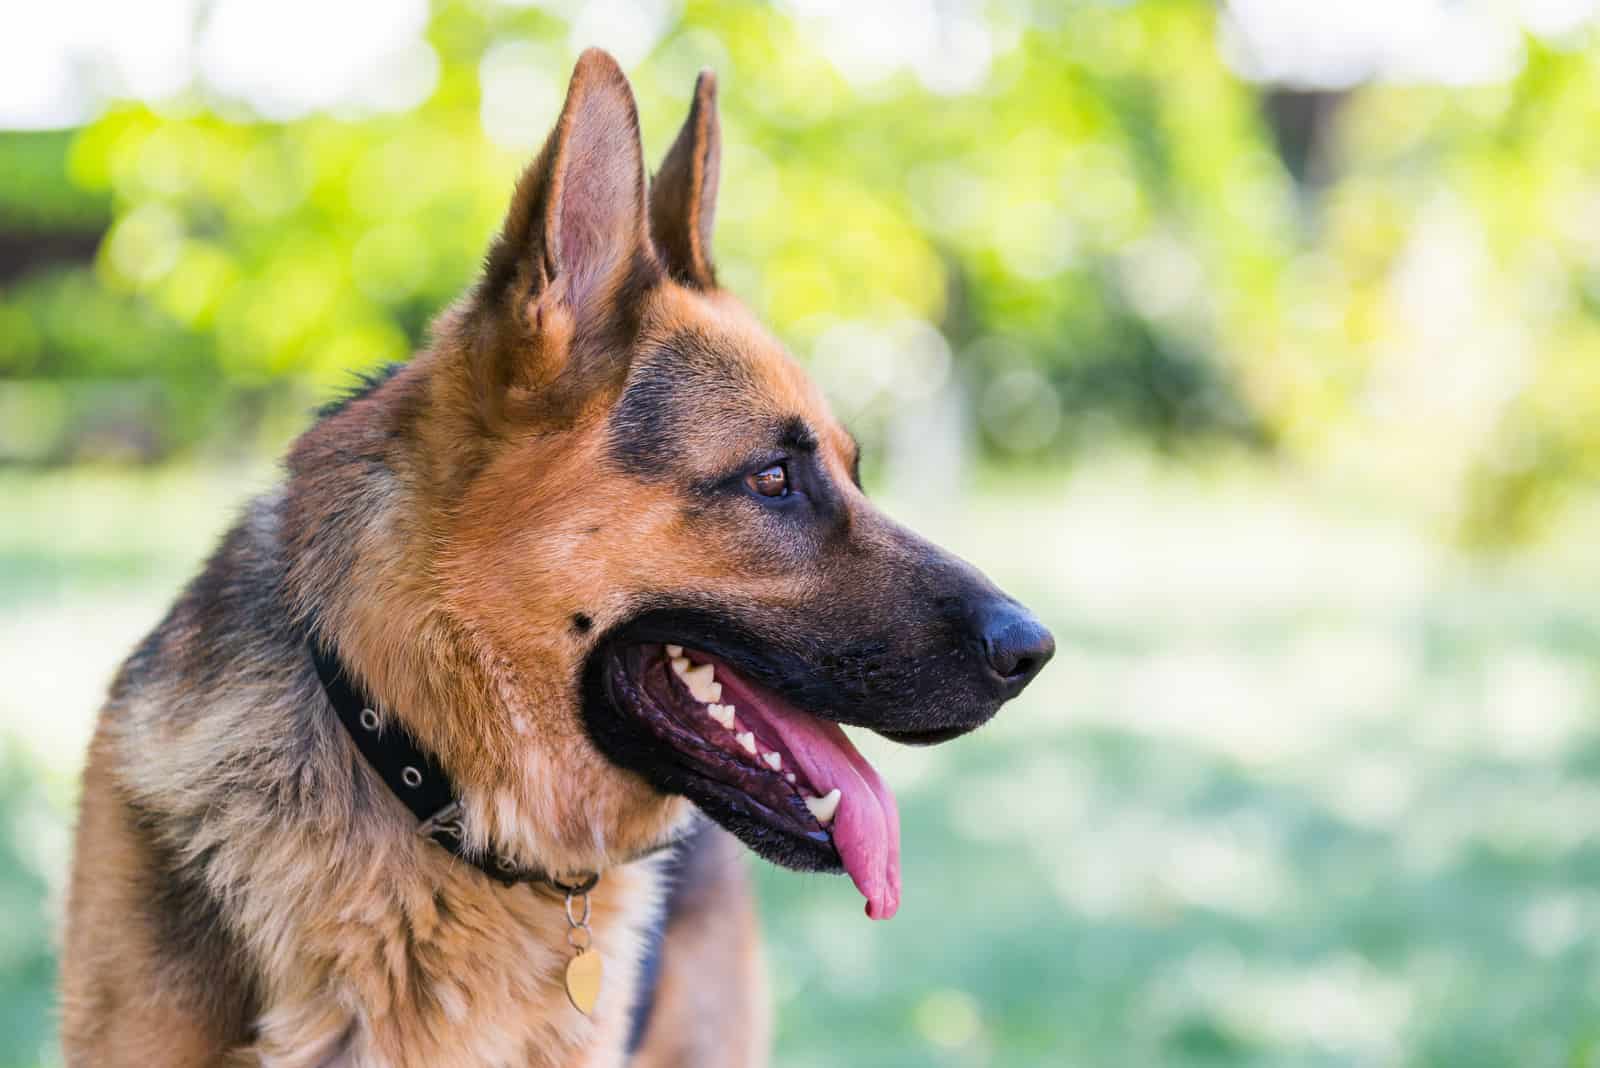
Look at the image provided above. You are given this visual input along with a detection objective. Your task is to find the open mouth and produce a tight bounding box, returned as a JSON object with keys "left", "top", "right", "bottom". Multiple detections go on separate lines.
{"left": 594, "top": 641, "right": 902, "bottom": 920}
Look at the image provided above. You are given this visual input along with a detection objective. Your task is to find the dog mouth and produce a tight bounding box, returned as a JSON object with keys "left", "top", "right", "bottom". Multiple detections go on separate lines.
{"left": 597, "top": 642, "right": 901, "bottom": 920}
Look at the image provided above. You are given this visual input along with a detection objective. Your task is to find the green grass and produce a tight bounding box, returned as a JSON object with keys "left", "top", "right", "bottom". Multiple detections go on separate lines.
{"left": 5, "top": 463, "right": 1600, "bottom": 1066}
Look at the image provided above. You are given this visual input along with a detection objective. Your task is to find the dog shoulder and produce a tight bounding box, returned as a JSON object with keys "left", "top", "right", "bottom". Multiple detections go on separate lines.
{"left": 61, "top": 727, "right": 260, "bottom": 1066}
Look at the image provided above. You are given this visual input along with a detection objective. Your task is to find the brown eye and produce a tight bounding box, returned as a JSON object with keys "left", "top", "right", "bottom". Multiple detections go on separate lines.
{"left": 747, "top": 463, "right": 789, "bottom": 498}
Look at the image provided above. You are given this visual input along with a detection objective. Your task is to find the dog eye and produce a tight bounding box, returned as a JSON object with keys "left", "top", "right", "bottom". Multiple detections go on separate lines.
{"left": 746, "top": 463, "right": 789, "bottom": 498}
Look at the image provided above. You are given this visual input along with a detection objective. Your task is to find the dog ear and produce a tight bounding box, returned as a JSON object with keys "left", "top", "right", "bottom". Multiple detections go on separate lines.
{"left": 474, "top": 48, "right": 657, "bottom": 422}
{"left": 649, "top": 70, "right": 721, "bottom": 289}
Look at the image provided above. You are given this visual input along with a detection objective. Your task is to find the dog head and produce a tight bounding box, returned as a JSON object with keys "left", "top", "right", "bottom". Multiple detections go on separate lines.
{"left": 401, "top": 51, "right": 1052, "bottom": 918}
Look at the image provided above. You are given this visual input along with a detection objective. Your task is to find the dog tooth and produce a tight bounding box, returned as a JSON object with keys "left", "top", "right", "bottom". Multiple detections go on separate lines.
{"left": 665, "top": 644, "right": 683, "bottom": 658}
{"left": 670, "top": 656, "right": 690, "bottom": 675}
{"left": 786, "top": 772, "right": 797, "bottom": 784}
{"left": 763, "top": 751, "right": 782, "bottom": 771}
{"left": 704, "top": 681, "right": 722, "bottom": 703}
{"left": 805, "top": 789, "right": 841, "bottom": 825}
{"left": 681, "top": 663, "right": 715, "bottom": 699}
{"left": 707, "top": 704, "right": 735, "bottom": 728}
{"left": 736, "top": 731, "right": 758, "bottom": 755}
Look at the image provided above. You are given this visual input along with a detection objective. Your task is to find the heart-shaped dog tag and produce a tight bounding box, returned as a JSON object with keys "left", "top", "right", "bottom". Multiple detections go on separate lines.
{"left": 565, "top": 949, "right": 602, "bottom": 1015}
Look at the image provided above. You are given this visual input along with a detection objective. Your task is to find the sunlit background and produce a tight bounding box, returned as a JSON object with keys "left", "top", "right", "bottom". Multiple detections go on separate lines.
{"left": 6, "top": 1, "right": 1600, "bottom": 1064}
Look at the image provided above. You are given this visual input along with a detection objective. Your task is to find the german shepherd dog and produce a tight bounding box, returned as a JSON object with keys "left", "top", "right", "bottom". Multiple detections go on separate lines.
{"left": 60, "top": 49, "right": 1053, "bottom": 1067}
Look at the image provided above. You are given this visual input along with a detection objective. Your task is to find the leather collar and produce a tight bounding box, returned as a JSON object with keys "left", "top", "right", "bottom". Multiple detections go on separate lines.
{"left": 308, "top": 637, "right": 598, "bottom": 892}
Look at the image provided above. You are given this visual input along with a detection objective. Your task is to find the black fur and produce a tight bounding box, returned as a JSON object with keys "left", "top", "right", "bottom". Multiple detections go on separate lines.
{"left": 607, "top": 328, "right": 761, "bottom": 475}
{"left": 314, "top": 362, "right": 407, "bottom": 420}
{"left": 125, "top": 800, "right": 261, "bottom": 1042}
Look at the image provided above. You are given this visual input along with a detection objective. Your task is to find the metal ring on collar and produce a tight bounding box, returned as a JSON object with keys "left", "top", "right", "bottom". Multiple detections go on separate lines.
{"left": 565, "top": 889, "right": 593, "bottom": 928}
{"left": 552, "top": 871, "right": 600, "bottom": 896}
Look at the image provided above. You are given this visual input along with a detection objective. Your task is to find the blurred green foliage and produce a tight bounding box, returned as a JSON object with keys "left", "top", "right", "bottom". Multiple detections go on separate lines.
{"left": 1, "top": 1, "right": 1599, "bottom": 537}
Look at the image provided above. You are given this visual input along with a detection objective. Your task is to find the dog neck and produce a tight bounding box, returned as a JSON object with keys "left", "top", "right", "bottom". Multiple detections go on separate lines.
{"left": 277, "top": 352, "right": 690, "bottom": 880}
{"left": 306, "top": 630, "right": 614, "bottom": 892}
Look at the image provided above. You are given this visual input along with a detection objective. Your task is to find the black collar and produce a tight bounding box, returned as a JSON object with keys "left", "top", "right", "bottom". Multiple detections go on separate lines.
{"left": 308, "top": 637, "right": 597, "bottom": 892}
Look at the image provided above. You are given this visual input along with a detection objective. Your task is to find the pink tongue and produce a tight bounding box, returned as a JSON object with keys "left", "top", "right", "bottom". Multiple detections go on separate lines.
{"left": 770, "top": 714, "right": 902, "bottom": 920}
{"left": 713, "top": 671, "right": 902, "bottom": 919}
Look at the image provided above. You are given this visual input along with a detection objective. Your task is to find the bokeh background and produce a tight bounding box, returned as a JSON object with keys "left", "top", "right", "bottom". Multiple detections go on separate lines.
{"left": 6, "top": 1, "right": 1600, "bottom": 1064}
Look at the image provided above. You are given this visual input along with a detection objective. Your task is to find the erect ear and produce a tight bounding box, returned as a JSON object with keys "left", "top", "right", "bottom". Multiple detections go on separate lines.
{"left": 649, "top": 70, "right": 721, "bottom": 289}
{"left": 475, "top": 49, "right": 657, "bottom": 419}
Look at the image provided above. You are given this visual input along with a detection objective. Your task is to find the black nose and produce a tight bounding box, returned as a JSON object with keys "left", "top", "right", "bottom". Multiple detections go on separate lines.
{"left": 975, "top": 600, "right": 1055, "bottom": 694}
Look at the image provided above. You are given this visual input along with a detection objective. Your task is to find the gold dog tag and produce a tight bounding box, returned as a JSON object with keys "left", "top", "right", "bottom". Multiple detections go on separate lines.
{"left": 562, "top": 885, "right": 601, "bottom": 1015}
{"left": 565, "top": 949, "right": 602, "bottom": 1015}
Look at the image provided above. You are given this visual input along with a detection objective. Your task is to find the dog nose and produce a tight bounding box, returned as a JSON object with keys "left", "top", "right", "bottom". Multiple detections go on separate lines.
{"left": 975, "top": 600, "right": 1055, "bottom": 694}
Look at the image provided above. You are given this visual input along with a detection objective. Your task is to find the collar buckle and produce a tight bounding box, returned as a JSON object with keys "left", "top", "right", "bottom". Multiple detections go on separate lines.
{"left": 416, "top": 800, "right": 466, "bottom": 842}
